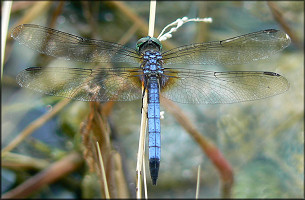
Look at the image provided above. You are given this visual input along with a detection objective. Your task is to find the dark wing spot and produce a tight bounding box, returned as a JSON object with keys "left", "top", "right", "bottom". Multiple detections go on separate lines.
{"left": 263, "top": 29, "right": 278, "bottom": 33}
{"left": 263, "top": 72, "right": 280, "bottom": 76}
{"left": 25, "top": 67, "right": 43, "bottom": 71}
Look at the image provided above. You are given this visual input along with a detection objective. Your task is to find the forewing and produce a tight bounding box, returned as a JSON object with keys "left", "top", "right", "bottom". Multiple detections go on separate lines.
{"left": 16, "top": 67, "right": 143, "bottom": 102}
{"left": 162, "top": 29, "right": 291, "bottom": 65}
{"left": 160, "top": 68, "right": 289, "bottom": 104}
{"left": 11, "top": 24, "right": 140, "bottom": 63}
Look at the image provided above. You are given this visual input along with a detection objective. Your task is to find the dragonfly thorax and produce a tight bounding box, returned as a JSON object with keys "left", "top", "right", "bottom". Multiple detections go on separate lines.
{"left": 142, "top": 50, "right": 164, "bottom": 77}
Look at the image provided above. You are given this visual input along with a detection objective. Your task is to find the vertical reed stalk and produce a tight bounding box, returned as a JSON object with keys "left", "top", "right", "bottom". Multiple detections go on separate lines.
{"left": 1, "top": 1, "right": 12, "bottom": 80}
{"left": 136, "top": 0, "right": 156, "bottom": 198}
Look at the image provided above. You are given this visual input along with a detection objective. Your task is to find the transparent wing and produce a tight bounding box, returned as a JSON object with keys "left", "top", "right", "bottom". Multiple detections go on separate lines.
{"left": 162, "top": 29, "right": 291, "bottom": 65}
{"left": 16, "top": 67, "right": 144, "bottom": 101}
{"left": 160, "top": 68, "right": 289, "bottom": 104}
{"left": 11, "top": 24, "right": 141, "bottom": 63}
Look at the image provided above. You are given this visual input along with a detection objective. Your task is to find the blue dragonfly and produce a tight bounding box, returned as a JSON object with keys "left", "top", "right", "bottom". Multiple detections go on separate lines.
{"left": 12, "top": 24, "right": 290, "bottom": 185}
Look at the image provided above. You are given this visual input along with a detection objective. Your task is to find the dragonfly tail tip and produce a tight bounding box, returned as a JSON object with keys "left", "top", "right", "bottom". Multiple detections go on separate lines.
{"left": 149, "top": 158, "right": 160, "bottom": 185}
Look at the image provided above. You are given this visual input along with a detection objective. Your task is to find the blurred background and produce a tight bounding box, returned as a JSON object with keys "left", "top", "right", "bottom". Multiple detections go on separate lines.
{"left": 2, "top": 1, "right": 303, "bottom": 198}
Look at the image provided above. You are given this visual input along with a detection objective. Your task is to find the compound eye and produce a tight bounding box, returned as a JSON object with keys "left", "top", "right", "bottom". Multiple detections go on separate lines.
{"left": 136, "top": 36, "right": 150, "bottom": 50}
{"left": 150, "top": 37, "right": 162, "bottom": 51}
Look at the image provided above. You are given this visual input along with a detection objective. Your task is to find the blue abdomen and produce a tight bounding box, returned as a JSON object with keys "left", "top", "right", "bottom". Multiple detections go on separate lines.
{"left": 148, "top": 77, "right": 161, "bottom": 185}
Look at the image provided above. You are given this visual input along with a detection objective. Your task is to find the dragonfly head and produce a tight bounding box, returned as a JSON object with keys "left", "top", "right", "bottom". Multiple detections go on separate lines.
{"left": 136, "top": 36, "right": 162, "bottom": 54}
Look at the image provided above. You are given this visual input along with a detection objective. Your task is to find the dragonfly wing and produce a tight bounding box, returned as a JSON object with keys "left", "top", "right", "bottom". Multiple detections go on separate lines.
{"left": 162, "top": 29, "right": 290, "bottom": 65}
{"left": 160, "top": 68, "right": 289, "bottom": 104}
{"left": 11, "top": 24, "right": 140, "bottom": 63}
{"left": 16, "top": 67, "right": 143, "bottom": 102}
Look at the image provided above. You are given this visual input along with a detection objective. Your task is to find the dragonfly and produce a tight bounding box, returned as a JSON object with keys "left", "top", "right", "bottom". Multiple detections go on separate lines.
{"left": 11, "top": 24, "right": 290, "bottom": 185}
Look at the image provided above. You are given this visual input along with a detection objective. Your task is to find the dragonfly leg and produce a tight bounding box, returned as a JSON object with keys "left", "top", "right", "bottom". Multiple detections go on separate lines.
{"left": 140, "top": 78, "right": 148, "bottom": 113}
